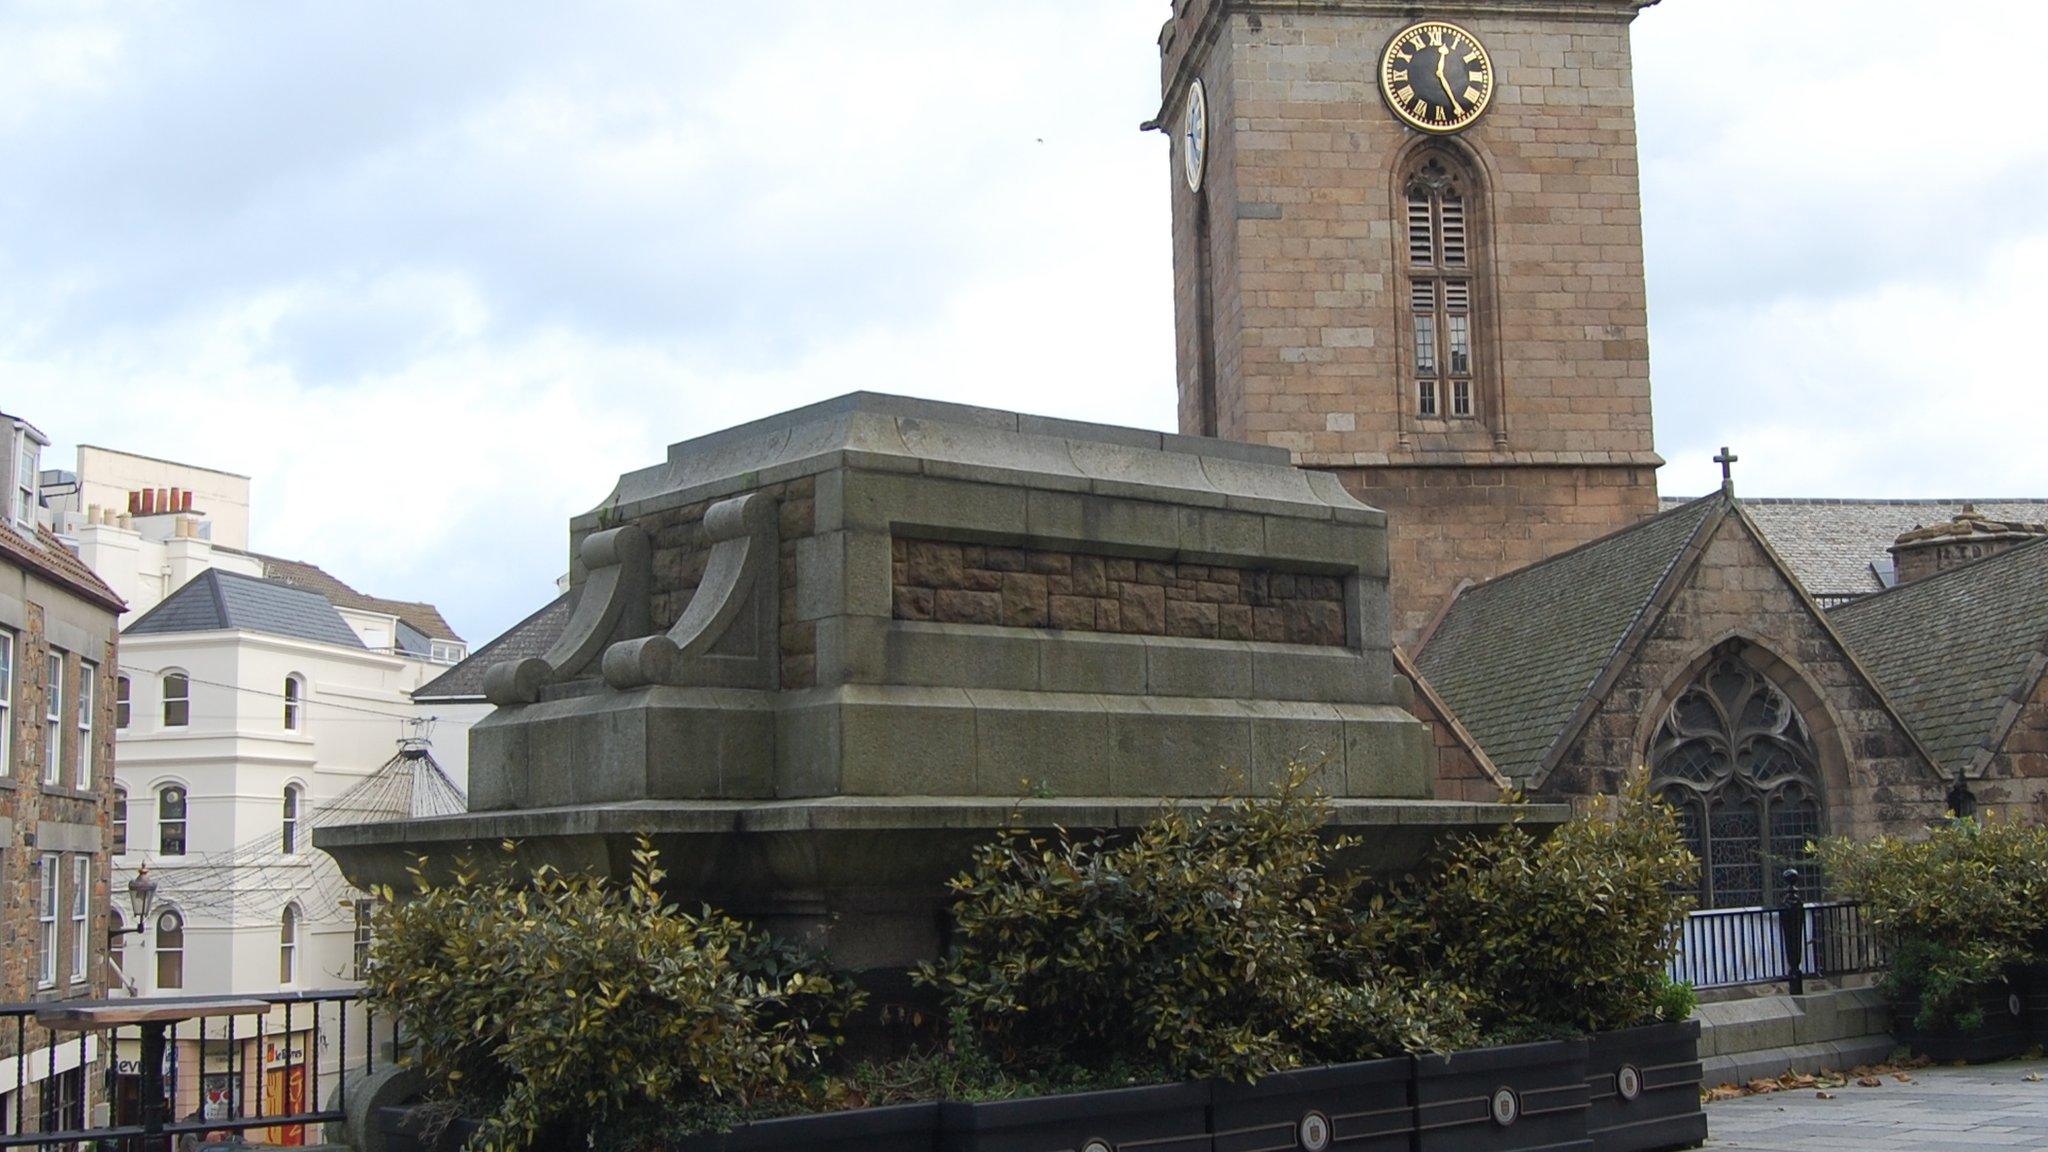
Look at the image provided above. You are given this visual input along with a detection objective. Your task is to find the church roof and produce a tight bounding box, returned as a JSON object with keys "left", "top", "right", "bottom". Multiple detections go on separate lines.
{"left": 1667, "top": 497, "right": 2048, "bottom": 601}
{"left": 124, "top": 568, "right": 366, "bottom": 649}
{"left": 1415, "top": 491, "right": 1724, "bottom": 784}
{"left": 1827, "top": 538, "right": 2048, "bottom": 777}
{"left": 413, "top": 591, "right": 571, "bottom": 701}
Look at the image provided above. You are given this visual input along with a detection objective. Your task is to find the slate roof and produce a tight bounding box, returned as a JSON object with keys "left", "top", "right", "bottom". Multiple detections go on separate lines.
{"left": 413, "top": 592, "right": 571, "bottom": 701}
{"left": 0, "top": 521, "right": 124, "bottom": 613}
{"left": 1415, "top": 492, "right": 1724, "bottom": 783}
{"left": 1827, "top": 538, "right": 2048, "bottom": 776}
{"left": 222, "top": 549, "right": 464, "bottom": 642}
{"left": 1665, "top": 497, "right": 2048, "bottom": 600}
{"left": 124, "top": 568, "right": 366, "bottom": 649}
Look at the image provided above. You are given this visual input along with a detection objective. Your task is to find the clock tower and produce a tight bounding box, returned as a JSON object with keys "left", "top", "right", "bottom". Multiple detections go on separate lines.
{"left": 1153, "top": 0, "right": 1664, "bottom": 645}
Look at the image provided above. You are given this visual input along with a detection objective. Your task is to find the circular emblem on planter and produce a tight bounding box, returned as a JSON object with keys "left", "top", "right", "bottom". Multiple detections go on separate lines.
{"left": 1081, "top": 1140, "right": 1115, "bottom": 1152}
{"left": 1297, "top": 1109, "right": 1333, "bottom": 1151}
{"left": 1490, "top": 1086, "right": 1520, "bottom": 1127}
{"left": 1616, "top": 1063, "right": 1644, "bottom": 1102}
{"left": 2011, "top": 993, "right": 2025, "bottom": 1019}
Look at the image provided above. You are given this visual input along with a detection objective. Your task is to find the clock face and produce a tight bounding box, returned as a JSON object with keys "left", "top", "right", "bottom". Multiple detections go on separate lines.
{"left": 1380, "top": 21, "right": 1495, "bottom": 134}
{"left": 1182, "top": 79, "right": 1208, "bottom": 192}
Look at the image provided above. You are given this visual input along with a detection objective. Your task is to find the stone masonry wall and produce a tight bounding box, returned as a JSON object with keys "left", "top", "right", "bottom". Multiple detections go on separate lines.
{"left": 1340, "top": 462, "right": 1659, "bottom": 647}
{"left": 0, "top": 599, "right": 117, "bottom": 1064}
{"left": 1544, "top": 514, "right": 1939, "bottom": 840}
{"left": 1981, "top": 661, "right": 2048, "bottom": 825}
{"left": 629, "top": 475, "right": 818, "bottom": 690}
{"left": 891, "top": 538, "right": 1348, "bottom": 646}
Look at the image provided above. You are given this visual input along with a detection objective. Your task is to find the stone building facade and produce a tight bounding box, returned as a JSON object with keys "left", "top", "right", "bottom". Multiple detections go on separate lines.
{"left": 1155, "top": 0, "right": 1662, "bottom": 643}
{"left": 0, "top": 490, "right": 122, "bottom": 1130}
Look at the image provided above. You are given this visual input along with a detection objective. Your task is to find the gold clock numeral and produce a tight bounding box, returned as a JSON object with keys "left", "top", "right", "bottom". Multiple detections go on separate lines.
{"left": 1465, "top": 50, "right": 1483, "bottom": 64}
{"left": 1469, "top": 71, "right": 1489, "bottom": 86}
{"left": 1389, "top": 69, "right": 1408, "bottom": 84}
{"left": 1408, "top": 33, "right": 1425, "bottom": 50}
{"left": 1464, "top": 87, "right": 1482, "bottom": 104}
{"left": 1433, "top": 105, "right": 1447, "bottom": 123}
{"left": 1426, "top": 27, "right": 1444, "bottom": 46}
{"left": 1397, "top": 85, "right": 1416, "bottom": 104}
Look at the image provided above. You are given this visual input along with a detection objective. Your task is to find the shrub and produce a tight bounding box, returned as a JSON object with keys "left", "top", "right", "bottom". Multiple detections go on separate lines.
{"left": 1816, "top": 816, "right": 2048, "bottom": 1031}
{"left": 918, "top": 766, "right": 1475, "bottom": 1084}
{"left": 1368, "top": 774, "right": 1696, "bottom": 1040}
{"left": 362, "top": 840, "right": 860, "bottom": 1151}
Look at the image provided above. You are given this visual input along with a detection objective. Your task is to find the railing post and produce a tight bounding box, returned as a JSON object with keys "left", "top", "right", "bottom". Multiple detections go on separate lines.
{"left": 1779, "top": 867, "right": 1807, "bottom": 996}
{"left": 139, "top": 1020, "right": 168, "bottom": 1152}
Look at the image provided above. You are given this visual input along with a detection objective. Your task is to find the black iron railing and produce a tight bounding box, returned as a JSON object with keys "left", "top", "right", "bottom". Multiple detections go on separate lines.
{"left": 1668, "top": 896, "right": 1886, "bottom": 991}
{"left": 0, "top": 990, "right": 386, "bottom": 1150}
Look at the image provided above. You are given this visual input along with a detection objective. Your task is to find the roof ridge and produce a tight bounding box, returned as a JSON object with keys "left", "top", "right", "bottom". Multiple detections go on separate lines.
{"left": 1677, "top": 496, "right": 2048, "bottom": 506}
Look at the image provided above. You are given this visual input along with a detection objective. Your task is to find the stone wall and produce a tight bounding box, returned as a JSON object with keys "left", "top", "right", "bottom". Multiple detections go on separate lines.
{"left": 1341, "top": 461, "right": 1660, "bottom": 646}
{"left": 1543, "top": 513, "right": 1939, "bottom": 839}
{"left": 0, "top": 594, "right": 118, "bottom": 1062}
{"left": 631, "top": 474, "right": 818, "bottom": 689}
{"left": 891, "top": 538, "right": 1347, "bottom": 646}
{"left": 1980, "top": 660, "right": 2048, "bottom": 825}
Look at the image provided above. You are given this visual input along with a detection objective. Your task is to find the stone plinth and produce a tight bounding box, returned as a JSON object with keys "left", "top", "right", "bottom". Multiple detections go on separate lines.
{"left": 321, "top": 393, "right": 1560, "bottom": 968}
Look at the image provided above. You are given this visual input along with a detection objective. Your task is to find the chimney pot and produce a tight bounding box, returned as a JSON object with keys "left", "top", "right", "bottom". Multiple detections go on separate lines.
{"left": 181, "top": 491, "right": 194, "bottom": 512}
{"left": 169, "top": 487, "right": 182, "bottom": 510}
{"left": 127, "top": 491, "right": 141, "bottom": 514}
{"left": 139, "top": 489, "right": 154, "bottom": 514}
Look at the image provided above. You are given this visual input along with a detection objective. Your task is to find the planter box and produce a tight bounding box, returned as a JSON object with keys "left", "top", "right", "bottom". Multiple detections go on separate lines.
{"left": 1584, "top": 1021, "right": 1706, "bottom": 1152}
{"left": 2018, "top": 961, "right": 2048, "bottom": 1047}
{"left": 939, "top": 1080, "right": 1213, "bottom": 1152}
{"left": 1211, "top": 1056, "right": 1412, "bottom": 1152}
{"left": 1893, "top": 979, "right": 2030, "bottom": 1063}
{"left": 1415, "top": 1038, "right": 1590, "bottom": 1152}
{"left": 730, "top": 1102, "right": 939, "bottom": 1151}
{"left": 375, "top": 1106, "right": 480, "bottom": 1152}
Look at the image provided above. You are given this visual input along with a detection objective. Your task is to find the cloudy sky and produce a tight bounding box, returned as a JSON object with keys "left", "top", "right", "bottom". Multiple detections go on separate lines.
{"left": 5, "top": 1, "right": 2043, "bottom": 644}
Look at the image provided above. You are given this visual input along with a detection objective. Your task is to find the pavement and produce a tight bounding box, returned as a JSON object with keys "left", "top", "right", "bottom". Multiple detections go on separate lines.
{"left": 1706, "top": 1058, "right": 2048, "bottom": 1150}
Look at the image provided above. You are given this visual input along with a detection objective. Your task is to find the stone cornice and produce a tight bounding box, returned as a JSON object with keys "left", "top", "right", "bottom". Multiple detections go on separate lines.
{"left": 1295, "top": 449, "right": 1665, "bottom": 470}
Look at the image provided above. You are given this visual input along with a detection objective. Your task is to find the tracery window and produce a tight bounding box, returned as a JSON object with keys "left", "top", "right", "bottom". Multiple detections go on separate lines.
{"left": 1649, "top": 649, "right": 1824, "bottom": 909}
{"left": 1403, "top": 153, "right": 1480, "bottom": 420}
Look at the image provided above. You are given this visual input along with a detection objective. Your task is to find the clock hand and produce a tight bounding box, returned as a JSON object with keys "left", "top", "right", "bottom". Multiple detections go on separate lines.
{"left": 1436, "top": 47, "right": 1462, "bottom": 115}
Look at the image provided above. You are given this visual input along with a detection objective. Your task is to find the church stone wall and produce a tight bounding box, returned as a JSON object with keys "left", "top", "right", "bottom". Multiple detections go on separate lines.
{"left": 1979, "top": 663, "right": 2048, "bottom": 825}
{"left": 1545, "top": 514, "right": 1942, "bottom": 840}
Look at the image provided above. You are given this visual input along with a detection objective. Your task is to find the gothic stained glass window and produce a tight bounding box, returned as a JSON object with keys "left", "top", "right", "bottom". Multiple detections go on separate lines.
{"left": 1650, "top": 647, "right": 1825, "bottom": 908}
{"left": 1403, "top": 154, "right": 1480, "bottom": 420}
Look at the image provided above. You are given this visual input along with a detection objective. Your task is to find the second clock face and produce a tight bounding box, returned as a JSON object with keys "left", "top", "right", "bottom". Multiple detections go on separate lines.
{"left": 1381, "top": 21, "right": 1495, "bottom": 134}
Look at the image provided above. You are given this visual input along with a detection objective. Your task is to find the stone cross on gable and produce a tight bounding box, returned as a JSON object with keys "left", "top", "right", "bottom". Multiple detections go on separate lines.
{"left": 1714, "top": 447, "right": 1738, "bottom": 489}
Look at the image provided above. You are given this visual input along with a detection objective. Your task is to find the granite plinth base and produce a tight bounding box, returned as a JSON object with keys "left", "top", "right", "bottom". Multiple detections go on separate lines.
{"left": 318, "top": 795, "right": 1560, "bottom": 971}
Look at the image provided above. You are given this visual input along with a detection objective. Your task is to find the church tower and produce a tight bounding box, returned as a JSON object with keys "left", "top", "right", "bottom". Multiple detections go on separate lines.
{"left": 1153, "top": 0, "right": 1663, "bottom": 645}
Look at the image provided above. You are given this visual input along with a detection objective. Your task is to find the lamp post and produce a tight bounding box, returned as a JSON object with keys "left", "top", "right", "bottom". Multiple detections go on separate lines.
{"left": 110, "top": 864, "right": 158, "bottom": 941}
{"left": 1947, "top": 765, "right": 1978, "bottom": 822}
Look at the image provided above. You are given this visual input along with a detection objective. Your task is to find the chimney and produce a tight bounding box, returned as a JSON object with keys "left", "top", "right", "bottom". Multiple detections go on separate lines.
{"left": 139, "top": 489, "right": 155, "bottom": 514}
{"left": 127, "top": 491, "right": 141, "bottom": 515}
{"left": 1888, "top": 505, "right": 2048, "bottom": 585}
{"left": 169, "top": 487, "right": 182, "bottom": 512}
{"left": 156, "top": 488, "right": 170, "bottom": 513}
{"left": 181, "top": 490, "right": 194, "bottom": 512}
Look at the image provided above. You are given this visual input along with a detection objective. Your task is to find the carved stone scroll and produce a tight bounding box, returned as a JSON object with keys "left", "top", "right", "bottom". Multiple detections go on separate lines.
{"left": 483, "top": 524, "right": 651, "bottom": 705}
{"left": 601, "top": 491, "right": 779, "bottom": 691}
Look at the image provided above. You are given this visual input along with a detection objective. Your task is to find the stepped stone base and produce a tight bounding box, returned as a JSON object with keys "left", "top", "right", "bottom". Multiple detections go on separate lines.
{"left": 1696, "top": 987, "right": 1898, "bottom": 1087}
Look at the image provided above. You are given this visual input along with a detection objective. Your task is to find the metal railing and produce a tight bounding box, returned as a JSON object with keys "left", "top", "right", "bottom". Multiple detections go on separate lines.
{"left": 1669, "top": 891, "right": 1886, "bottom": 991}
{"left": 0, "top": 990, "right": 386, "bottom": 1151}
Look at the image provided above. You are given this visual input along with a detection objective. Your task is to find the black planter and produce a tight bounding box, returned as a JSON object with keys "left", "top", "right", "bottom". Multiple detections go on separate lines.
{"left": 1415, "top": 1038, "right": 1591, "bottom": 1152}
{"left": 1211, "top": 1056, "right": 1412, "bottom": 1152}
{"left": 1893, "top": 978, "right": 2030, "bottom": 1063}
{"left": 1584, "top": 1021, "right": 1706, "bottom": 1152}
{"left": 729, "top": 1102, "right": 939, "bottom": 1151}
{"left": 2018, "top": 960, "right": 2048, "bottom": 1047}
{"left": 938, "top": 1080, "right": 1213, "bottom": 1152}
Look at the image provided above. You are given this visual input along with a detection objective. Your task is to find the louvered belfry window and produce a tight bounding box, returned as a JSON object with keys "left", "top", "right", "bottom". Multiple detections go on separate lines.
{"left": 1406, "top": 156, "right": 1475, "bottom": 419}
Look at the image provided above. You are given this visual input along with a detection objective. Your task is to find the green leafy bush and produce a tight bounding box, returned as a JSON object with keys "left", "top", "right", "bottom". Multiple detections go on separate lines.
{"left": 1816, "top": 816, "right": 2048, "bottom": 1031}
{"left": 362, "top": 840, "right": 860, "bottom": 1152}
{"left": 1368, "top": 776, "right": 1696, "bottom": 1040}
{"left": 918, "top": 767, "right": 1476, "bottom": 1083}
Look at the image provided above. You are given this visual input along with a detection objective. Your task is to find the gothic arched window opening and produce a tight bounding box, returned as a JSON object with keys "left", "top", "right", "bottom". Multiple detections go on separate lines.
{"left": 1403, "top": 153, "right": 1482, "bottom": 421}
{"left": 1649, "top": 649, "right": 1825, "bottom": 909}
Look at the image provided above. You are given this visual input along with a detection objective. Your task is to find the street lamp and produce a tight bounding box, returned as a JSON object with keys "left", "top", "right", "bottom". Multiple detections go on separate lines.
{"left": 110, "top": 865, "right": 157, "bottom": 941}
{"left": 1947, "top": 765, "right": 1978, "bottom": 822}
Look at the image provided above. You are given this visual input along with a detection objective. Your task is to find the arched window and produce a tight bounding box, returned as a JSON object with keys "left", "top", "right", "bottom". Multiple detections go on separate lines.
{"left": 161, "top": 672, "right": 189, "bottom": 728}
{"left": 1402, "top": 151, "right": 1484, "bottom": 421}
{"left": 158, "top": 785, "right": 188, "bottom": 856}
{"left": 155, "top": 909, "right": 185, "bottom": 990}
{"left": 1650, "top": 647, "right": 1825, "bottom": 909}
{"left": 282, "top": 674, "right": 303, "bottom": 731}
{"left": 279, "top": 904, "right": 299, "bottom": 984}
{"left": 112, "top": 788, "right": 128, "bottom": 856}
{"left": 281, "top": 785, "right": 302, "bottom": 855}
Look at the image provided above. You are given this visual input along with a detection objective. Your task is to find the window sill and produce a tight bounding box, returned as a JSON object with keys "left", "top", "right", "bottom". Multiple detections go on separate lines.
{"left": 40, "top": 785, "right": 101, "bottom": 802}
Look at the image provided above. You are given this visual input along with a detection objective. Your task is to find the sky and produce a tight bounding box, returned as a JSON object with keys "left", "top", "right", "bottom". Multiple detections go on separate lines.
{"left": 4, "top": 1, "right": 2044, "bottom": 645}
